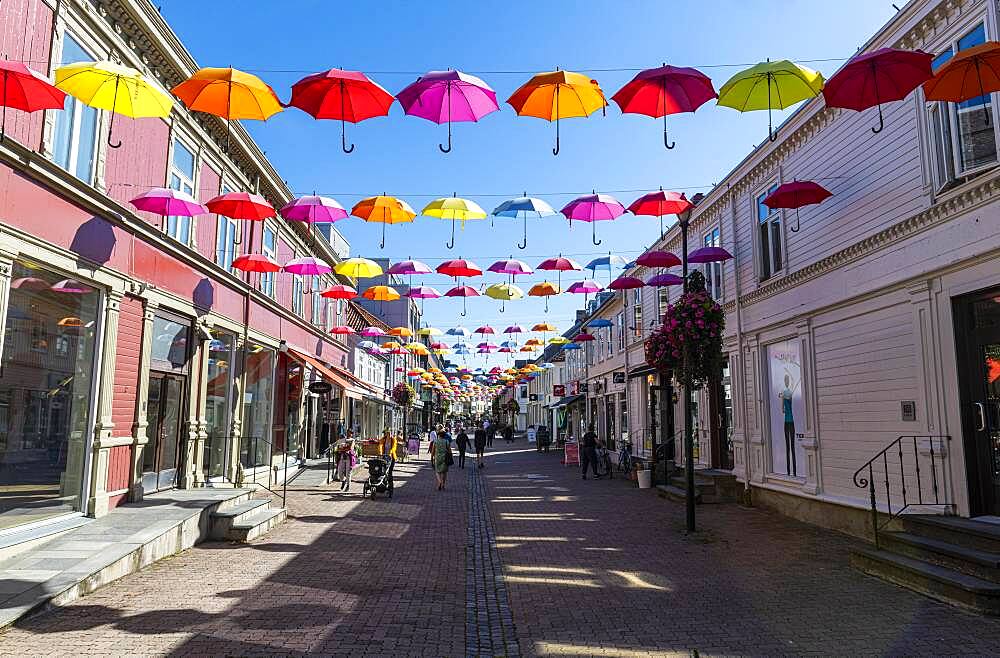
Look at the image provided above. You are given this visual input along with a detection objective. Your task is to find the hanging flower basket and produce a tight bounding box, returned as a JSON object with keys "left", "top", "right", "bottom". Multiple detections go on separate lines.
{"left": 644, "top": 270, "right": 725, "bottom": 390}
{"left": 392, "top": 382, "right": 416, "bottom": 407}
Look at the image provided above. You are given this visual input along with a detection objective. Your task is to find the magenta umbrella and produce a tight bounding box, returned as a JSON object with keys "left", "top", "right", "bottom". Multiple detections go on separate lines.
{"left": 283, "top": 256, "right": 332, "bottom": 276}
{"left": 130, "top": 187, "right": 208, "bottom": 217}
{"left": 487, "top": 258, "right": 534, "bottom": 277}
{"left": 405, "top": 284, "right": 442, "bottom": 313}
{"left": 51, "top": 279, "right": 93, "bottom": 294}
{"left": 503, "top": 325, "right": 524, "bottom": 334}
{"left": 360, "top": 326, "right": 387, "bottom": 337}
{"left": 567, "top": 278, "right": 603, "bottom": 304}
{"left": 445, "top": 284, "right": 481, "bottom": 317}
{"left": 647, "top": 273, "right": 685, "bottom": 287}
{"left": 609, "top": 276, "right": 644, "bottom": 290}
{"left": 396, "top": 69, "right": 500, "bottom": 153}
{"left": 561, "top": 193, "right": 627, "bottom": 246}
{"left": 388, "top": 259, "right": 433, "bottom": 275}
{"left": 280, "top": 195, "right": 348, "bottom": 223}
{"left": 687, "top": 247, "right": 733, "bottom": 264}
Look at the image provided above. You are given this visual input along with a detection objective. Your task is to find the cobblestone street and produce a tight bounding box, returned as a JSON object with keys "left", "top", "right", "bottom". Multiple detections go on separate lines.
{"left": 4, "top": 446, "right": 1000, "bottom": 657}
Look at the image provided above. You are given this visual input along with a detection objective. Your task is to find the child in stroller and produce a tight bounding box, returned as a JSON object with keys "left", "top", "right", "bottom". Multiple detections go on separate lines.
{"left": 362, "top": 456, "right": 395, "bottom": 498}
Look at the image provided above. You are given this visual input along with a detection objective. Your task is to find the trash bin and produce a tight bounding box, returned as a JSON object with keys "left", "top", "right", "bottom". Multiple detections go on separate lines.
{"left": 636, "top": 469, "right": 652, "bottom": 489}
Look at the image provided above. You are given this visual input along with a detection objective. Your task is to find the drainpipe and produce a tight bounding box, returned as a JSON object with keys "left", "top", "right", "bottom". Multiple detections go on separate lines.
{"left": 622, "top": 289, "right": 631, "bottom": 455}
{"left": 729, "top": 184, "right": 752, "bottom": 504}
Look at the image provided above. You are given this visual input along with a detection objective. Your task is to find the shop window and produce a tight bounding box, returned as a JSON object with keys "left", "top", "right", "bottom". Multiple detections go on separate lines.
{"left": 204, "top": 330, "right": 235, "bottom": 479}
{"left": 756, "top": 183, "right": 781, "bottom": 281}
{"left": 0, "top": 261, "right": 100, "bottom": 525}
{"left": 149, "top": 314, "right": 189, "bottom": 371}
{"left": 260, "top": 224, "right": 276, "bottom": 296}
{"left": 928, "top": 22, "right": 999, "bottom": 189}
{"left": 52, "top": 34, "right": 98, "bottom": 183}
{"left": 657, "top": 287, "right": 669, "bottom": 322}
{"left": 166, "top": 138, "right": 196, "bottom": 245}
{"left": 765, "top": 339, "right": 806, "bottom": 479}
{"left": 241, "top": 343, "right": 275, "bottom": 467}
{"left": 703, "top": 226, "right": 723, "bottom": 299}
{"left": 312, "top": 281, "right": 323, "bottom": 327}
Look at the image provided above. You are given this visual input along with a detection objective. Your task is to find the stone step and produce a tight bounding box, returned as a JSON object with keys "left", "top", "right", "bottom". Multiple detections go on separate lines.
{"left": 901, "top": 516, "right": 1000, "bottom": 553}
{"left": 208, "top": 499, "right": 271, "bottom": 538}
{"left": 656, "top": 484, "right": 702, "bottom": 504}
{"left": 225, "top": 507, "right": 287, "bottom": 543}
{"left": 851, "top": 548, "right": 1000, "bottom": 616}
{"left": 881, "top": 531, "right": 1000, "bottom": 584}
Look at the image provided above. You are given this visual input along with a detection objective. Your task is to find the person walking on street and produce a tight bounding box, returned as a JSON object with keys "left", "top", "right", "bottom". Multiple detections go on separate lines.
{"left": 429, "top": 425, "right": 452, "bottom": 490}
{"left": 484, "top": 418, "right": 493, "bottom": 447}
{"left": 473, "top": 425, "right": 488, "bottom": 468}
{"left": 333, "top": 432, "right": 355, "bottom": 492}
{"left": 581, "top": 424, "right": 602, "bottom": 480}
{"left": 456, "top": 426, "right": 469, "bottom": 469}
{"left": 504, "top": 424, "right": 514, "bottom": 445}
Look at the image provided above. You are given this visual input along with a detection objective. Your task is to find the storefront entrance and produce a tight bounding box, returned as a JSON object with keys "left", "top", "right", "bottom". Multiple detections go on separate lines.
{"left": 142, "top": 373, "right": 185, "bottom": 492}
{"left": 955, "top": 288, "right": 1000, "bottom": 516}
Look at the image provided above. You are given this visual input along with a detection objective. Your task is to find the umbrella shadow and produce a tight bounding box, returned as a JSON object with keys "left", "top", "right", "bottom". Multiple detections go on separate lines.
{"left": 69, "top": 216, "right": 116, "bottom": 267}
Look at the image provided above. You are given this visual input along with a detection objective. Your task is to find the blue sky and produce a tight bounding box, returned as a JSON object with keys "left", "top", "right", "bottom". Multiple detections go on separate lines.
{"left": 161, "top": 0, "right": 897, "bottom": 344}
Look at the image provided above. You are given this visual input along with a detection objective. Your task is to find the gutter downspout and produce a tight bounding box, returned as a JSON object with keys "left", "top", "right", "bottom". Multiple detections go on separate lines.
{"left": 729, "top": 184, "right": 753, "bottom": 504}
{"left": 622, "top": 289, "right": 631, "bottom": 455}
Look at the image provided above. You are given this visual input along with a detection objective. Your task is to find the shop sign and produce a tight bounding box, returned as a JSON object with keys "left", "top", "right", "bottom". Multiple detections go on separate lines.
{"left": 553, "top": 384, "right": 566, "bottom": 397}
{"left": 529, "top": 393, "right": 539, "bottom": 401}
{"left": 564, "top": 441, "right": 580, "bottom": 465}
{"left": 613, "top": 372, "right": 626, "bottom": 384}
{"left": 308, "top": 381, "right": 333, "bottom": 394}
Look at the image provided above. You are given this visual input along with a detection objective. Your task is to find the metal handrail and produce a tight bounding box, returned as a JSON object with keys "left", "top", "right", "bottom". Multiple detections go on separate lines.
{"left": 852, "top": 435, "right": 951, "bottom": 548}
{"left": 237, "top": 434, "right": 291, "bottom": 509}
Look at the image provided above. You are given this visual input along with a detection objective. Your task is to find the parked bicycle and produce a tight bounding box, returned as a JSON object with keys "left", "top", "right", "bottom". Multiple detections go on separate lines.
{"left": 617, "top": 439, "right": 633, "bottom": 474}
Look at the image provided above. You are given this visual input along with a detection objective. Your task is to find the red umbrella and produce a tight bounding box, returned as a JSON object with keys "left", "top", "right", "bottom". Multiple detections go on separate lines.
{"left": 320, "top": 284, "right": 358, "bottom": 299}
{"left": 0, "top": 61, "right": 66, "bottom": 141}
{"left": 436, "top": 259, "right": 483, "bottom": 278}
{"left": 608, "top": 276, "right": 645, "bottom": 290}
{"left": 232, "top": 253, "right": 281, "bottom": 273}
{"left": 287, "top": 69, "right": 394, "bottom": 153}
{"left": 330, "top": 325, "right": 356, "bottom": 335}
{"left": 537, "top": 255, "right": 583, "bottom": 288}
{"left": 636, "top": 250, "right": 681, "bottom": 269}
{"left": 207, "top": 192, "right": 275, "bottom": 220}
{"left": 573, "top": 332, "right": 596, "bottom": 342}
{"left": 763, "top": 181, "right": 832, "bottom": 232}
{"left": 823, "top": 48, "right": 933, "bottom": 134}
{"left": 628, "top": 189, "right": 693, "bottom": 236}
{"left": 445, "top": 284, "right": 480, "bottom": 317}
{"left": 612, "top": 64, "right": 717, "bottom": 149}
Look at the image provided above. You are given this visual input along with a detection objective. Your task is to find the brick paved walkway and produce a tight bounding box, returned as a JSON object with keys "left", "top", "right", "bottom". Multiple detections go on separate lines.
{"left": 4, "top": 445, "right": 1000, "bottom": 656}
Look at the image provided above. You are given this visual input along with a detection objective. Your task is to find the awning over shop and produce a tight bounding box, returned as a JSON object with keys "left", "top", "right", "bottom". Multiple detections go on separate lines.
{"left": 548, "top": 394, "right": 583, "bottom": 409}
{"left": 287, "top": 347, "right": 371, "bottom": 399}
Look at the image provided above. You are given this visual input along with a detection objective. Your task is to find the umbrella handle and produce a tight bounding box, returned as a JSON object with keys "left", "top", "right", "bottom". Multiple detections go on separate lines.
{"left": 380, "top": 220, "right": 386, "bottom": 249}
{"left": 518, "top": 214, "right": 528, "bottom": 250}
{"left": 663, "top": 112, "right": 675, "bottom": 149}
{"left": 592, "top": 221, "right": 602, "bottom": 246}
{"left": 790, "top": 207, "right": 801, "bottom": 233}
{"left": 439, "top": 83, "right": 453, "bottom": 153}
{"left": 461, "top": 297, "right": 468, "bottom": 317}
{"left": 552, "top": 87, "right": 560, "bottom": 155}
{"left": 107, "top": 78, "right": 122, "bottom": 149}
{"left": 446, "top": 218, "right": 456, "bottom": 249}
{"left": 544, "top": 297, "right": 549, "bottom": 313}
{"left": 342, "top": 118, "right": 355, "bottom": 153}
{"left": 767, "top": 79, "right": 777, "bottom": 142}
{"left": 499, "top": 300, "right": 505, "bottom": 313}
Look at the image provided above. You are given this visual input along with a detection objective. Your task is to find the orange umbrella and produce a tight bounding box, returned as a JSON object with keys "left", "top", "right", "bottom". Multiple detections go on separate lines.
{"left": 923, "top": 41, "right": 1000, "bottom": 126}
{"left": 362, "top": 285, "right": 400, "bottom": 301}
{"left": 171, "top": 67, "right": 283, "bottom": 151}
{"left": 351, "top": 195, "right": 416, "bottom": 249}
{"left": 528, "top": 281, "right": 560, "bottom": 312}
{"left": 507, "top": 69, "right": 607, "bottom": 155}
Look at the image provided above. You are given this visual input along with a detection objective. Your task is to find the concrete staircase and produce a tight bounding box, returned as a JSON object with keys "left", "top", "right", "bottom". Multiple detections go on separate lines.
{"left": 851, "top": 515, "right": 1000, "bottom": 616}
{"left": 656, "top": 468, "right": 741, "bottom": 504}
{"left": 209, "top": 497, "right": 287, "bottom": 543}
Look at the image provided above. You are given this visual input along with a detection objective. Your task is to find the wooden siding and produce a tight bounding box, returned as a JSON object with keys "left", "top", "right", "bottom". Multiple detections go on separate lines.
{"left": 105, "top": 444, "right": 132, "bottom": 508}
{"left": 104, "top": 118, "right": 170, "bottom": 228}
{"left": 0, "top": 0, "right": 52, "bottom": 150}
{"left": 111, "top": 295, "right": 143, "bottom": 433}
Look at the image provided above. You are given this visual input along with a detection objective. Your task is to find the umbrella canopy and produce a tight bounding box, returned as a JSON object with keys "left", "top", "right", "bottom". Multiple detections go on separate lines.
{"left": 446, "top": 285, "right": 479, "bottom": 316}
{"left": 396, "top": 69, "right": 500, "bottom": 152}
{"left": 585, "top": 254, "right": 629, "bottom": 271}
{"left": 611, "top": 64, "right": 717, "bottom": 148}
{"left": 537, "top": 256, "right": 582, "bottom": 271}
{"left": 447, "top": 326, "right": 470, "bottom": 336}
{"left": 574, "top": 332, "right": 596, "bottom": 342}
{"left": 492, "top": 196, "right": 559, "bottom": 249}
{"left": 172, "top": 67, "right": 282, "bottom": 150}
{"left": 233, "top": 253, "right": 281, "bottom": 273}
{"left": 55, "top": 61, "right": 172, "bottom": 148}
{"left": 283, "top": 256, "right": 331, "bottom": 276}
{"left": 330, "top": 325, "right": 355, "bottom": 335}
{"left": 417, "top": 327, "right": 442, "bottom": 336}
{"left": 763, "top": 180, "right": 832, "bottom": 232}
{"left": 422, "top": 197, "right": 488, "bottom": 249}
{"left": 405, "top": 285, "right": 442, "bottom": 299}
{"left": 562, "top": 343, "right": 582, "bottom": 350}
{"left": 280, "top": 195, "right": 348, "bottom": 223}
{"left": 0, "top": 61, "right": 66, "bottom": 140}
{"left": 532, "top": 323, "right": 557, "bottom": 332}
{"left": 130, "top": 187, "right": 207, "bottom": 217}
{"left": 287, "top": 68, "right": 394, "bottom": 153}
{"left": 507, "top": 69, "right": 608, "bottom": 154}
{"left": 503, "top": 325, "right": 525, "bottom": 334}
{"left": 548, "top": 336, "right": 571, "bottom": 345}
{"left": 687, "top": 247, "right": 734, "bottom": 264}
{"left": 528, "top": 280, "right": 561, "bottom": 312}
{"left": 388, "top": 259, "right": 432, "bottom": 275}
{"left": 320, "top": 284, "right": 358, "bottom": 299}
{"left": 628, "top": 189, "right": 693, "bottom": 236}
{"left": 389, "top": 326, "right": 413, "bottom": 337}
{"left": 360, "top": 327, "right": 386, "bottom": 338}
{"left": 566, "top": 279, "right": 603, "bottom": 295}
{"left": 717, "top": 60, "right": 825, "bottom": 141}
{"left": 636, "top": 250, "right": 682, "bottom": 268}
{"left": 207, "top": 192, "right": 275, "bottom": 221}
{"left": 609, "top": 276, "right": 645, "bottom": 290}
{"left": 334, "top": 257, "right": 383, "bottom": 278}
{"left": 352, "top": 195, "right": 416, "bottom": 249}
{"left": 923, "top": 41, "right": 1000, "bottom": 126}
{"left": 475, "top": 326, "right": 496, "bottom": 335}
{"left": 823, "top": 48, "right": 933, "bottom": 133}
{"left": 487, "top": 259, "right": 534, "bottom": 276}
{"left": 561, "top": 193, "right": 627, "bottom": 245}
{"left": 436, "top": 258, "right": 483, "bottom": 278}
{"left": 362, "top": 285, "right": 400, "bottom": 301}
{"left": 588, "top": 318, "right": 613, "bottom": 328}
{"left": 485, "top": 284, "right": 524, "bottom": 312}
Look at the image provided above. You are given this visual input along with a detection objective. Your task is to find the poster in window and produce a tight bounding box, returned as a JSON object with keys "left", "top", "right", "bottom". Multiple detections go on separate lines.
{"left": 766, "top": 340, "right": 806, "bottom": 478}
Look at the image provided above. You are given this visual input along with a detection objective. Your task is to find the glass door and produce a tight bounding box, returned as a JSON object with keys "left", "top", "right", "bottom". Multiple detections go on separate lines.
{"left": 142, "top": 373, "right": 185, "bottom": 492}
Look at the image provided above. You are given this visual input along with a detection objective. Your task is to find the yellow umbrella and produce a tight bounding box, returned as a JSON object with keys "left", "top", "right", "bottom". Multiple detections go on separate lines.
{"left": 334, "top": 257, "right": 383, "bottom": 278}
{"left": 532, "top": 322, "right": 557, "bottom": 332}
{"left": 417, "top": 327, "right": 442, "bottom": 336}
{"left": 484, "top": 282, "right": 524, "bottom": 313}
{"left": 549, "top": 336, "right": 570, "bottom": 345}
{"left": 422, "top": 196, "right": 487, "bottom": 249}
{"left": 352, "top": 195, "right": 416, "bottom": 249}
{"left": 717, "top": 60, "right": 825, "bottom": 142}
{"left": 54, "top": 61, "right": 173, "bottom": 149}
{"left": 507, "top": 69, "right": 607, "bottom": 155}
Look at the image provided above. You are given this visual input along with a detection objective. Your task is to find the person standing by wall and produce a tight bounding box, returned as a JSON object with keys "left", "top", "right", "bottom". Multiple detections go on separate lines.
{"left": 456, "top": 426, "right": 469, "bottom": 469}
{"left": 581, "top": 424, "right": 601, "bottom": 480}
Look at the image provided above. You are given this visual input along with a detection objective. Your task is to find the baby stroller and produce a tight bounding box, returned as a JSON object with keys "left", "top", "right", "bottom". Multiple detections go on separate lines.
{"left": 362, "top": 456, "right": 395, "bottom": 499}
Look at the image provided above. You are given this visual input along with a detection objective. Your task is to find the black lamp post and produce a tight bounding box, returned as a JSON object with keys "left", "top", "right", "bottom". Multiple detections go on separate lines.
{"left": 677, "top": 204, "right": 697, "bottom": 534}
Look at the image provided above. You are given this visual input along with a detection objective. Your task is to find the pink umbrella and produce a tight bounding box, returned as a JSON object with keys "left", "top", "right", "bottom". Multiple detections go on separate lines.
{"left": 503, "top": 325, "right": 524, "bottom": 334}
{"left": 647, "top": 273, "right": 685, "bottom": 287}
{"left": 388, "top": 259, "right": 433, "bottom": 275}
{"left": 396, "top": 69, "right": 500, "bottom": 153}
{"left": 330, "top": 325, "right": 356, "bottom": 335}
{"left": 280, "top": 195, "right": 348, "bottom": 223}
{"left": 537, "top": 254, "right": 583, "bottom": 288}
{"left": 566, "top": 279, "right": 603, "bottom": 295}
{"left": 130, "top": 187, "right": 208, "bottom": 217}
{"left": 445, "top": 284, "right": 480, "bottom": 316}
{"left": 687, "top": 247, "right": 733, "bottom": 264}
{"left": 405, "top": 284, "right": 442, "bottom": 312}
{"left": 609, "top": 276, "right": 644, "bottom": 290}
{"left": 487, "top": 259, "right": 534, "bottom": 277}
{"left": 636, "top": 250, "right": 681, "bottom": 269}
{"left": 283, "top": 256, "right": 332, "bottom": 276}
{"left": 360, "top": 326, "right": 386, "bottom": 337}
{"left": 475, "top": 325, "right": 495, "bottom": 335}
{"left": 51, "top": 279, "right": 93, "bottom": 294}
{"left": 11, "top": 277, "right": 50, "bottom": 292}
{"left": 560, "top": 193, "right": 627, "bottom": 245}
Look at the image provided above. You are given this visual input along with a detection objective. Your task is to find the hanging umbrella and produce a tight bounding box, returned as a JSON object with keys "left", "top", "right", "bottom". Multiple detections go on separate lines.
{"left": 561, "top": 193, "right": 627, "bottom": 245}
{"left": 585, "top": 253, "right": 628, "bottom": 285}
{"left": 628, "top": 189, "right": 694, "bottom": 237}
{"left": 405, "top": 285, "right": 442, "bottom": 313}
{"left": 283, "top": 256, "right": 331, "bottom": 276}
{"left": 823, "top": 48, "right": 933, "bottom": 133}
{"left": 396, "top": 69, "right": 500, "bottom": 153}
{"left": 609, "top": 276, "right": 644, "bottom": 290}
{"left": 51, "top": 279, "right": 93, "bottom": 294}
{"left": 417, "top": 327, "right": 442, "bottom": 336}
{"left": 492, "top": 195, "right": 558, "bottom": 249}
{"left": 362, "top": 285, "right": 400, "bottom": 301}
{"left": 923, "top": 41, "right": 1000, "bottom": 126}
{"left": 422, "top": 196, "right": 488, "bottom": 249}
{"left": 388, "top": 259, "right": 433, "bottom": 275}
{"left": 475, "top": 325, "right": 495, "bottom": 336}
{"left": 507, "top": 69, "right": 608, "bottom": 155}
{"left": 562, "top": 343, "right": 582, "bottom": 350}
{"left": 320, "top": 284, "right": 358, "bottom": 299}
{"left": 503, "top": 325, "right": 525, "bottom": 335}
{"left": 334, "top": 257, "right": 383, "bottom": 278}
{"left": 566, "top": 279, "right": 603, "bottom": 303}
{"left": 646, "top": 273, "right": 684, "bottom": 287}
{"left": 763, "top": 181, "right": 832, "bottom": 232}
{"left": 537, "top": 255, "right": 582, "bottom": 289}
{"left": 445, "top": 284, "right": 480, "bottom": 317}
{"left": 280, "top": 195, "right": 348, "bottom": 224}
{"left": 687, "top": 247, "right": 734, "bottom": 263}
{"left": 447, "top": 326, "right": 470, "bottom": 336}
{"left": 389, "top": 326, "right": 413, "bottom": 337}
{"left": 612, "top": 64, "right": 717, "bottom": 149}
{"left": 487, "top": 258, "right": 534, "bottom": 277}
{"left": 636, "top": 250, "right": 682, "bottom": 268}
{"left": 55, "top": 61, "right": 173, "bottom": 149}
{"left": 232, "top": 253, "right": 281, "bottom": 273}
{"left": 287, "top": 68, "right": 394, "bottom": 153}
{"left": 588, "top": 318, "right": 613, "bottom": 328}
{"left": 130, "top": 187, "right": 207, "bottom": 217}
{"left": 352, "top": 195, "right": 416, "bottom": 249}
{"left": 330, "top": 325, "right": 356, "bottom": 335}
{"left": 0, "top": 61, "right": 66, "bottom": 142}
{"left": 532, "top": 323, "right": 557, "bottom": 333}
{"left": 548, "top": 336, "right": 570, "bottom": 345}
{"left": 436, "top": 258, "right": 483, "bottom": 278}
{"left": 717, "top": 60, "right": 825, "bottom": 142}
{"left": 574, "top": 332, "right": 596, "bottom": 342}
{"left": 207, "top": 192, "right": 276, "bottom": 220}
{"left": 171, "top": 67, "right": 283, "bottom": 152}
{"left": 528, "top": 280, "right": 561, "bottom": 312}
{"left": 360, "top": 327, "right": 386, "bottom": 337}
{"left": 485, "top": 283, "right": 524, "bottom": 313}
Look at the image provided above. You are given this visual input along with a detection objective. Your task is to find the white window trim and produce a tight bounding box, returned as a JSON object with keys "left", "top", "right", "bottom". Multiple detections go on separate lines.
{"left": 702, "top": 224, "right": 724, "bottom": 300}
{"left": 165, "top": 134, "right": 198, "bottom": 246}
{"left": 51, "top": 29, "right": 101, "bottom": 184}
{"left": 260, "top": 222, "right": 277, "bottom": 298}
{"left": 216, "top": 180, "right": 240, "bottom": 274}
{"left": 752, "top": 181, "right": 783, "bottom": 283}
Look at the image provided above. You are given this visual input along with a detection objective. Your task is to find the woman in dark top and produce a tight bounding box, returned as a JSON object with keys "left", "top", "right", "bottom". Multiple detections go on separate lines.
{"left": 473, "top": 427, "right": 488, "bottom": 468}
{"left": 455, "top": 427, "right": 469, "bottom": 469}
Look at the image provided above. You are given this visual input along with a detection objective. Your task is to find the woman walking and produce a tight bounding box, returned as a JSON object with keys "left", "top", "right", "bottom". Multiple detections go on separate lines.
{"left": 473, "top": 425, "right": 487, "bottom": 468}
{"left": 429, "top": 424, "right": 452, "bottom": 490}
{"left": 333, "top": 431, "right": 355, "bottom": 492}
{"left": 455, "top": 426, "right": 469, "bottom": 469}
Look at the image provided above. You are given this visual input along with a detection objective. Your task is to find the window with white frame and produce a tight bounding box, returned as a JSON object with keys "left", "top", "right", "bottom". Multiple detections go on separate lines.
{"left": 260, "top": 224, "right": 276, "bottom": 296}
{"left": 657, "top": 287, "right": 669, "bottom": 323}
{"left": 703, "top": 226, "right": 723, "bottom": 299}
{"left": 312, "top": 279, "right": 323, "bottom": 327}
{"left": 166, "top": 138, "right": 196, "bottom": 245}
{"left": 52, "top": 34, "right": 98, "bottom": 182}
{"left": 617, "top": 312, "right": 625, "bottom": 350}
{"left": 756, "top": 183, "right": 781, "bottom": 281}
{"left": 216, "top": 182, "right": 239, "bottom": 274}
{"left": 927, "top": 22, "right": 998, "bottom": 189}
{"left": 291, "top": 272, "right": 304, "bottom": 317}
{"left": 632, "top": 289, "right": 642, "bottom": 337}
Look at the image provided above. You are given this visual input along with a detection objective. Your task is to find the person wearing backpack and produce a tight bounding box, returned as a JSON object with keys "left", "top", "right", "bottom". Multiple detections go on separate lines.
{"left": 455, "top": 426, "right": 470, "bottom": 469}
{"left": 429, "top": 424, "right": 453, "bottom": 491}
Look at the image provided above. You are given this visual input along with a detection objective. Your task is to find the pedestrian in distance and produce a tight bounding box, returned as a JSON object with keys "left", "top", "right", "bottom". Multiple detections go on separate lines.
{"left": 581, "top": 423, "right": 603, "bottom": 480}
{"left": 473, "top": 425, "right": 488, "bottom": 468}
{"left": 504, "top": 424, "right": 514, "bottom": 445}
{"left": 429, "top": 424, "right": 452, "bottom": 491}
{"left": 333, "top": 432, "right": 355, "bottom": 492}
{"left": 456, "top": 426, "right": 469, "bottom": 469}
{"left": 484, "top": 418, "right": 493, "bottom": 447}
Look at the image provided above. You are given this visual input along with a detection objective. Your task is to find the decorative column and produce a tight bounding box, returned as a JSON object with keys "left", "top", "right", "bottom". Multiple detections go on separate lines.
{"left": 189, "top": 319, "right": 213, "bottom": 486}
{"left": 129, "top": 300, "right": 158, "bottom": 502}
{"left": 796, "top": 318, "right": 822, "bottom": 495}
{"left": 745, "top": 335, "right": 766, "bottom": 485}
{"left": 230, "top": 334, "right": 247, "bottom": 486}
{"left": 86, "top": 289, "right": 123, "bottom": 517}
{"left": 0, "top": 250, "right": 14, "bottom": 358}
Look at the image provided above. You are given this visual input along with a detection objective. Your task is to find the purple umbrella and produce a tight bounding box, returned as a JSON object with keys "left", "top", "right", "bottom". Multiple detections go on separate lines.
{"left": 396, "top": 69, "right": 500, "bottom": 153}
{"left": 283, "top": 257, "right": 332, "bottom": 276}
{"left": 280, "top": 195, "right": 348, "bottom": 223}
{"left": 487, "top": 258, "right": 534, "bottom": 277}
{"left": 388, "top": 259, "right": 433, "bottom": 275}
{"left": 566, "top": 279, "right": 603, "bottom": 294}
{"left": 130, "top": 187, "right": 208, "bottom": 217}
{"left": 405, "top": 284, "right": 442, "bottom": 313}
{"left": 647, "top": 273, "right": 685, "bottom": 287}
{"left": 687, "top": 246, "right": 733, "bottom": 263}
{"left": 560, "top": 193, "right": 627, "bottom": 246}
{"left": 503, "top": 325, "right": 524, "bottom": 334}
{"left": 51, "top": 279, "right": 93, "bottom": 294}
